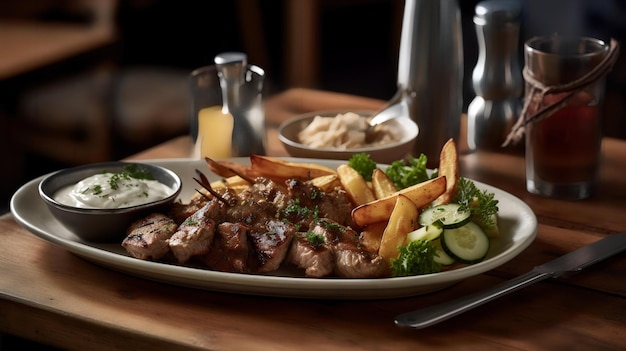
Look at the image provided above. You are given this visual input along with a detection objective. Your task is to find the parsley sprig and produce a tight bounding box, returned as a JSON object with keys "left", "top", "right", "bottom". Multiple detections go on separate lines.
{"left": 454, "top": 177, "right": 499, "bottom": 229}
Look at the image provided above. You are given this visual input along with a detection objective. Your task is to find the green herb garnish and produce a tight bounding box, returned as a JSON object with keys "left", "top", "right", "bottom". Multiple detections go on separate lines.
{"left": 306, "top": 231, "right": 326, "bottom": 248}
{"left": 183, "top": 218, "right": 199, "bottom": 226}
{"left": 348, "top": 153, "right": 377, "bottom": 181}
{"left": 454, "top": 177, "right": 499, "bottom": 233}
{"left": 318, "top": 219, "right": 345, "bottom": 233}
{"left": 99, "top": 164, "right": 155, "bottom": 192}
{"left": 83, "top": 184, "right": 103, "bottom": 195}
{"left": 385, "top": 154, "right": 430, "bottom": 189}
{"left": 390, "top": 240, "right": 441, "bottom": 277}
{"left": 282, "top": 198, "right": 319, "bottom": 219}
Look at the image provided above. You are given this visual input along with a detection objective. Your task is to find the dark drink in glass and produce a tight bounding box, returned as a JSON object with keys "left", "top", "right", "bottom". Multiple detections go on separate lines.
{"left": 523, "top": 36, "right": 610, "bottom": 200}
{"left": 526, "top": 95, "right": 601, "bottom": 197}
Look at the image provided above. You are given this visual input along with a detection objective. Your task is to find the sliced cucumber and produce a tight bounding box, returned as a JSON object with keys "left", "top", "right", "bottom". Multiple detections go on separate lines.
{"left": 419, "top": 203, "right": 471, "bottom": 229}
{"left": 432, "top": 239, "right": 456, "bottom": 266}
{"left": 441, "top": 222, "right": 490, "bottom": 264}
{"left": 407, "top": 221, "right": 443, "bottom": 242}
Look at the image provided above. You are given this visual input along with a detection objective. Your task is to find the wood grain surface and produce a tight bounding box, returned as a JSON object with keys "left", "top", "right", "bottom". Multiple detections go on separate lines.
{"left": 2, "top": 88, "right": 625, "bottom": 350}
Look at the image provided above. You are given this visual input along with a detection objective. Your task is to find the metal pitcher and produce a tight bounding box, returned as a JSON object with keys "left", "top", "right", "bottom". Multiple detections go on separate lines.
{"left": 397, "top": 0, "right": 463, "bottom": 166}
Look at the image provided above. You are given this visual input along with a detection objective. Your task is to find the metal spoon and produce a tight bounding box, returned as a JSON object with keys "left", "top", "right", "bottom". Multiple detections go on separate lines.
{"left": 365, "top": 89, "right": 408, "bottom": 142}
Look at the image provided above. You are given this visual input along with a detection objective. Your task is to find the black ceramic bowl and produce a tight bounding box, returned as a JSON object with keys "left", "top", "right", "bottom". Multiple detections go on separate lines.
{"left": 39, "top": 161, "right": 182, "bottom": 242}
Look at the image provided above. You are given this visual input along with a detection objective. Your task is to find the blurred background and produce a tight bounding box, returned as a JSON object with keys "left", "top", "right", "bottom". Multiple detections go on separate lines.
{"left": 1, "top": 0, "right": 626, "bottom": 217}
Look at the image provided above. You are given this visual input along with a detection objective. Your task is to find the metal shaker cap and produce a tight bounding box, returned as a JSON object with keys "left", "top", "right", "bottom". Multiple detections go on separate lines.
{"left": 474, "top": 0, "right": 521, "bottom": 26}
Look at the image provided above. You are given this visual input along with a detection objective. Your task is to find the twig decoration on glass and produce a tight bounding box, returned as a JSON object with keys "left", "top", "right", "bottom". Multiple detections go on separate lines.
{"left": 502, "top": 38, "right": 620, "bottom": 147}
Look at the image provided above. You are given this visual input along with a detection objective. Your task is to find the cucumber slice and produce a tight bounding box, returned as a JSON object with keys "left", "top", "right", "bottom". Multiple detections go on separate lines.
{"left": 419, "top": 203, "right": 471, "bottom": 229}
{"left": 441, "top": 222, "right": 490, "bottom": 264}
{"left": 432, "top": 239, "right": 455, "bottom": 266}
{"left": 407, "top": 222, "right": 444, "bottom": 242}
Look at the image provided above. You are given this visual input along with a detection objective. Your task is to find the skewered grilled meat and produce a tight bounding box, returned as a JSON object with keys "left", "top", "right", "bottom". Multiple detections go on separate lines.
{"left": 122, "top": 170, "right": 389, "bottom": 278}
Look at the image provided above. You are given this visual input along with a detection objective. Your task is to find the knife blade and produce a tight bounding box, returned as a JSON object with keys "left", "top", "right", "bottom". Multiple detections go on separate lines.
{"left": 395, "top": 231, "right": 626, "bottom": 329}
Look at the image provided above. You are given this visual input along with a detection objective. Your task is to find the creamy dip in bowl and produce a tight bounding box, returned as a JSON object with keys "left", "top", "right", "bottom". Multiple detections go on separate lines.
{"left": 39, "top": 162, "right": 182, "bottom": 242}
{"left": 54, "top": 169, "right": 176, "bottom": 209}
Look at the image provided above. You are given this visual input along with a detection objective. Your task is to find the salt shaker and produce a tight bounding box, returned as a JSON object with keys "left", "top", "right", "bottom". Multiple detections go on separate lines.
{"left": 467, "top": 0, "right": 523, "bottom": 151}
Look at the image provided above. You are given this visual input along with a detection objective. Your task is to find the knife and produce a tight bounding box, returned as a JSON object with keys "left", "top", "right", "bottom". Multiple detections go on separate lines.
{"left": 395, "top": 231, "right": 626, "bottom": 329}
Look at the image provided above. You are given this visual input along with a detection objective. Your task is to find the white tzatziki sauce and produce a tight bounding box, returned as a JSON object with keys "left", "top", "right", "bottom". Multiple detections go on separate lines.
{"left": 54, "top": 172, "right": 175, "bottom": 209}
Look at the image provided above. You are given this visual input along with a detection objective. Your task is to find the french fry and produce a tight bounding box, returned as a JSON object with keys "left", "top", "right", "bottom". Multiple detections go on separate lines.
{"left": 204, "top": 157, "right": 258, "bottom": 180}
{"left": 209, "top": 175, "right": 252, "bottom": 193}
{"left": 378, "top": 194, "right": 419, "bottom": 262}
{"left": 351, "top": 176, "right": 446, "bottom": 227}
{"left": 434, "top": 138, "right": 460, "bottom": 205}
{"left": 250, "top": 155, "right": 336, "bottom": 181}
{"left": 308, "top": 174, "right": 341, "bottom": 192}
{"left": 337, "top": 164, "right": 376, "bottom": 206}
{"left": 359, "top": 221, "right": 387, "bottom": 254}
{"left": 371, "top": 168, "right": 398, "bottom": 199}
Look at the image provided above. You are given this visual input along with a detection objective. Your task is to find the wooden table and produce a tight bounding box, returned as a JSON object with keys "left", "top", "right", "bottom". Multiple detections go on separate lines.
{"left": 2, "top": 88, "right": 626, "bottom": 350}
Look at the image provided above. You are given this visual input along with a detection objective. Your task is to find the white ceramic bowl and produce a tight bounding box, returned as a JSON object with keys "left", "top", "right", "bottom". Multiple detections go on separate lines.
{"left": 39, "top": 161, "right": 182, "bottom": 242}
{"left": 278, "top": 110, "right": 418, "bottom": 164}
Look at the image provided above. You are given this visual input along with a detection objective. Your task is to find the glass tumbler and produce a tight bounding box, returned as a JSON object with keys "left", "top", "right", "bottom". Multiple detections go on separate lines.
{"left": 524, "top": 36, "right": 610, "bottom": 200}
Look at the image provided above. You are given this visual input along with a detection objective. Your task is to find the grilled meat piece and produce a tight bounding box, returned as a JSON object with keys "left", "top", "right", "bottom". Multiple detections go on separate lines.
{"left": 238, "top": 177, "right": 290, "bottom": 210}
{"left": 248, "top": 219, "right": 295, "bottom": 273}
{"left": 287, "top": 232, "right": 334, "bottom": 278}
{"left": 333, "top": 243, "right": 387, "bottom": 278}
{"left": 204, "top": 222, "right": 250, "bottom": 273}
{"left": 227, "top": 199, "right": 278, "bottom": 227}
{"left": 316, "top": 220, "right": 387, "bottom": 278}
{"left": 289, "top": 219, "right": 387, "bottom": 278}
{"left": 168, "top": 196, "right": 207, "bottom": 225}
{"left": 317, "top": 187, "right": 355, "bottom": 228}
{"left": 283, "top": 178, "right": 354, "bottom": 229}
{"left": 122, "top": 213, "right": 178, "bottom": 260}
{"left": 169, "top": 188, "right": 236, "bottom": 225}
{"left": 168, "top": 200, "right": 221, "bottom": 264}
{"left": 224, "top": 177, "right": 286, "bottom": 227}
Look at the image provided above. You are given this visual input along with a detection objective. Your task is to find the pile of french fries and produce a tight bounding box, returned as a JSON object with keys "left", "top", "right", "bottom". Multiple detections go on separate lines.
{"left": 203, "top": 138, "right": 459, "bottom": 263}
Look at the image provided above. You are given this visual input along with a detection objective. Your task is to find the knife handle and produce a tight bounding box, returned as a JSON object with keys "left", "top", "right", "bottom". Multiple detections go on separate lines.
{"left": 395, "top": 270, "right": 552, "bottom": 329}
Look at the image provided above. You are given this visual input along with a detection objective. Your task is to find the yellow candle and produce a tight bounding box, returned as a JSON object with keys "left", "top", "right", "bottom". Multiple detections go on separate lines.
{"left": 197, "top": 105, "right": 234, "bottom": 158}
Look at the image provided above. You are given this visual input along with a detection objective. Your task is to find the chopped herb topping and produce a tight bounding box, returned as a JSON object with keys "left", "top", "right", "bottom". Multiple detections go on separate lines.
{"left": 318, "top": 219, "right": 345, "bottom": 233}
{"left": 309, "top": 187, "right": 322, "bottom": 200}
{"left": 183, "top": 218, "right": 199, "bottom": 226}
{"left": 306, "top": 231, "right": 325, "bottom": 248}
{"left": 82, "top": 184, "right": 103, "bottom": 196}
{"left": 282, "top": 198, "right": 319, "bottom": 219}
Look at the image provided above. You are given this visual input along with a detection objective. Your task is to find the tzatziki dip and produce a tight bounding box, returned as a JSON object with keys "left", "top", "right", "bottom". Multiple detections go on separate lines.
{"left": 54, "top": 170, "right": 175, "bottom": 209}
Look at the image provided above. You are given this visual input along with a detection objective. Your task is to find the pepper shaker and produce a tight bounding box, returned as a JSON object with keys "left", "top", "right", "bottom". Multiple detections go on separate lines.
{"left": 467, "top": 0, "right": 523, "bottom": 151}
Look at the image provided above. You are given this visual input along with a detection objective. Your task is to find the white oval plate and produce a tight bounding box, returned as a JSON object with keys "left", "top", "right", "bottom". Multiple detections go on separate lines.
{"left": 11, "top": 158, "right": 537, "bottom": 299}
